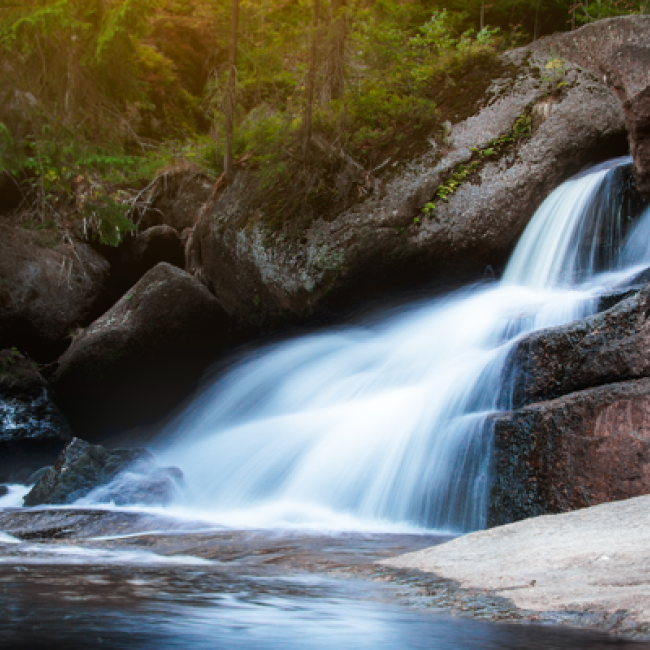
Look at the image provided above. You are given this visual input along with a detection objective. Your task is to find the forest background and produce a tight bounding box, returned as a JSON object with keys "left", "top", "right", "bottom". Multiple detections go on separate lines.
{"left": 0, "top": 0, "right": 646, "bottom": 244}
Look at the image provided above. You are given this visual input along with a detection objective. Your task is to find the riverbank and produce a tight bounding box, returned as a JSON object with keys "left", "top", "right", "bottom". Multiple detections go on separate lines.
{"left": 382, "top": 494, "right": 650, "bottom": 641}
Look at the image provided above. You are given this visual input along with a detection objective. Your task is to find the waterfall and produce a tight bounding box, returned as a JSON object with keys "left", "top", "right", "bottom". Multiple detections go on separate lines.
{"left": 154, "top": 157, "right": 650, "bottom": 533}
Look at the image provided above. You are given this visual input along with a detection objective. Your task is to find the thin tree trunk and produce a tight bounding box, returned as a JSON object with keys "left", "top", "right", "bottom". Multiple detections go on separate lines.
{"left": 303, "top": 0, "right": 319, "bottom": 158}
{"left": 571, "top": 2, "right": 576, "bottom": 30}
{"left": 322, "top": 0, "right": 346, "bottom": 104}
{"left": 64, "top": 34, "right": 77, "bottom": 124}
{"left": 480, "top": 0, "right": 485, "bottom": 30}
{"left": 224, "top": 0, "right": 240, "bottom": 183}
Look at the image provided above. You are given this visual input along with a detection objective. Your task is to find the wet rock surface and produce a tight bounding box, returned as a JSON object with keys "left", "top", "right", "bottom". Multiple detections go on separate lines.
{"left": 489, "top": 378, "right": 650, "bottom": 526}
{"left": 505, "top": 283, "right": 650, "bottom": 410}
{"left": 23, "top": 438, "right": 184, "bottom": 507}
{"left": 0, "top": 218, "right": 111, "bottom": 361}
{"left": 51, "top": 263, "right": 230, "bottom": 439}
{"left": 0, "top": 349, "right": 73, "bottom": 482}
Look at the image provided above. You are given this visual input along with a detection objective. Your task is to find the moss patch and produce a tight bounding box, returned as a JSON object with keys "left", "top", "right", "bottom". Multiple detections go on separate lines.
{"left": 421, "top": 107, "right": 534, "bottom": 219}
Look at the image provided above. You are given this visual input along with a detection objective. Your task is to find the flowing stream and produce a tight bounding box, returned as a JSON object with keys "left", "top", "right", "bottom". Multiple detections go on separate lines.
{"left": 3, "top": 157, "right": 650, "bottom": 649}
{"left": 154, "top": 156, "right": 650, "bottom": 533}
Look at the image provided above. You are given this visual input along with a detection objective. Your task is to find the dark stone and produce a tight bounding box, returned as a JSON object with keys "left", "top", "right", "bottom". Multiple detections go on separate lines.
{"left": 142, "top": 165, "right": 214, "bottom": 232}
{"left": 597, "top": 288, "right": 638, "bottom": 313}
{"left": 0, "top": 486, "right": 7, "bottom": 498}
{"left": 91, "top": 468, "right": 183, "bottom": 507}
{"left": 109, "top": 225, "right": 185, "bottom": 297}
{"left": 0, "top": 349, "right": 73, "bottom": 482}
{"left": 625, "top": 86, "right": 650, "bottom": 198}
{"left": 51, "top": 263, "right": 230, "bottom": 439}
{"left": 0, "top": 171, "right": 22, "bottom": 213}
{"left": 503, "top": 283, "right": 650, "bottom": 411}
{"left": 23, "top": 437, "right": 183, "bottom": 506}
{"left": 26, "top": 466, "right": 52, "bottom": 486}
{"left": 0, "top": 217, "right": 110, "bottom": 361}
{"left": 488, "top": 378, "right": 650, "bottom": 527}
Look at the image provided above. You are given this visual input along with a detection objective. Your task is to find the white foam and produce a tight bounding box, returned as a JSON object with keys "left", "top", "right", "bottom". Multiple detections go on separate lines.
{"left": 0, "top": 484, "right": 29, "bottom": 508}
{"left": 0, "top": 541, "right": 212, "bottom": 566}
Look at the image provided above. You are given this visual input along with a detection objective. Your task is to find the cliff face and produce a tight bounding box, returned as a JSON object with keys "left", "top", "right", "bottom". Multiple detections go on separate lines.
{"left": 187, "top": 17, "right": 650, "bottom": 335}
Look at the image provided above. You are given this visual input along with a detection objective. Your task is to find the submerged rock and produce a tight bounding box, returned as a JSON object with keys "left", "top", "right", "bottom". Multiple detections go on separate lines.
{"left": 0, "top": 349, "right": 73, "bottom": 482}
{"left": 0, "top": 217, "right": 110, "bottom": 361}
{"left": 51, "top": 263, "right": 230, "bottom": 439}
{"left": 489, "top": 378, "right": 650, "bottom": 526}
{"left": 23, "top": 438, "right": 184, "bottom": 507}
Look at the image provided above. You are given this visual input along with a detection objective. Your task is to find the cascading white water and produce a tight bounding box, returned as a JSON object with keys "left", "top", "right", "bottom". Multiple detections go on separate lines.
{"left": 151, "top": 157, "right": 650, "bottom": 533}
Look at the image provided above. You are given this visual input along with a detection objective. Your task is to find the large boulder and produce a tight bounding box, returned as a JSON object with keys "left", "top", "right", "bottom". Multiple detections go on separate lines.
{"left": 625, "top": 86, "right": 650, "bottom": 198}
{"left": 489, "top": 378, "right": 650, "bottom": 527}
{"left": 534, "top": 16, "right": 650, "bottom": 197}
{"left": 0, "top": 217, "right": 110, "bottom": 361}
{"left": 187, "top": 20, "right": 642, "bottom": 333}
{"left": 0, "top": 349, "right": 73, "bottom": 483}
{"left": 141, "top": 164, "right": 214, "bottom": 232}
{"left": 51, "top": 263, "right": 230, "bottom": 439}
{"left": 23, "top": 437, "right": 183, "bottom": 506}
{"left": 504, "top": 283, "right": 650, "bottom": 410}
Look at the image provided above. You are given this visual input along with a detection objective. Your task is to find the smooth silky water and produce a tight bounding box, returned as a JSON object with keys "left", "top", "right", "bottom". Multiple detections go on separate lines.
{"left": 152, "top": 156, "right": 650, "bottom": 533}
{"left": 2, "top": 158, "right": 650, "bottom": 649}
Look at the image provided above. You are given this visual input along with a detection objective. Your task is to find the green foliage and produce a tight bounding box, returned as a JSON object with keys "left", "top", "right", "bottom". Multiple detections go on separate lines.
{"left": 574, "top": 0, "right": 648, "bottom": 24}
{"left": 540, "top": 47, "right": 567, "bottom": 93}
{"left": 81, "top": 194, "right": 136, "bottom": 246}
{"left": 426, "top": 108, "right": 533, "bottom": 214}
{"left": 0, "top": 0, "right": 644, "bottom": 242}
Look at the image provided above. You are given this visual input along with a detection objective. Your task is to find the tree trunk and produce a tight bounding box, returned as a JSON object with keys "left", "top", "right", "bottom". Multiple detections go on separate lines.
{"left": 64, "top": 34, "right": 77, "bottom": 125}
{"left": 480, "top": 0, "right": 485, "bottom": 31}
{"left": 322, "top": 0, "right": 346, "bottom": 104}
{"left": 224, "top": 0, "right": 240, "bottom": 183}
{"left": 571, "top": 3, "right": 576, "bottom": 30}
{"left": 303, "top": 0, "right": 319, "bottom": 158}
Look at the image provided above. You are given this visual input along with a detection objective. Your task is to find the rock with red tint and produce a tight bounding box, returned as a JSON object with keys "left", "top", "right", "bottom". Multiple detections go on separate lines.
{"left": 489, "top": 378, "right": 650, "bottom": 527}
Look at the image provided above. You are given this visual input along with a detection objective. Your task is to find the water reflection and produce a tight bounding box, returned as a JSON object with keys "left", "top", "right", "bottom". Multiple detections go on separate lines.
{"left": 0, "top": 521, "right": 647, "bottom": 649}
